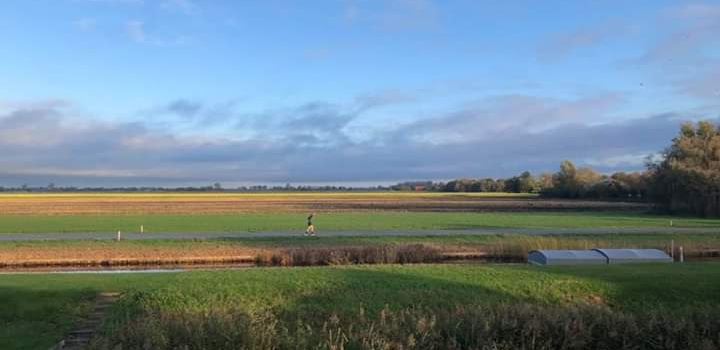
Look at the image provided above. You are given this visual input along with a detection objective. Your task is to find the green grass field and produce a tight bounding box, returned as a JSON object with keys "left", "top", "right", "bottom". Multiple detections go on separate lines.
{"left": 1, "top": 211, "right": 719, "bottom": 233}
{"left": 1, "top": 263, "right": 719, "bottom": 349}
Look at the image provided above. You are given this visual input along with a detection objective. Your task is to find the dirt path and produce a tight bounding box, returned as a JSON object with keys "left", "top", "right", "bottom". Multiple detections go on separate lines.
{"left": 0, "top": 227, "right": 718, "bottom": 242}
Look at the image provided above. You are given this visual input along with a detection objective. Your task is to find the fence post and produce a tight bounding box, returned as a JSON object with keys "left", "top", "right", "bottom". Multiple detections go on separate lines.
{"left": 670, "top": 240, "right": 674, "bottom": 260}
{"left": 679, "top": 246, "right": 684, "bottom": 263}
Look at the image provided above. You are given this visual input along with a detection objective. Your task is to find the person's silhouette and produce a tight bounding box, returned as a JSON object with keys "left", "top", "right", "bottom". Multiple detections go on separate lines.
{"left": 305, "top": 213, "right": 316, "bottom": 236}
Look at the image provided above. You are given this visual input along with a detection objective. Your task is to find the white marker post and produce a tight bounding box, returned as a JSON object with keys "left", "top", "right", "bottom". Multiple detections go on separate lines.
{"left": 140, "top": 225, "right": 144, "bottom": 234}
{"left": 117, "top": 230, "right": 122, "bottom": 242}
{"left": 679, "top": 246, "right": 684, "bottom": 263}
{"left": 671, "top": 239, "right": 675, "bottom": 260}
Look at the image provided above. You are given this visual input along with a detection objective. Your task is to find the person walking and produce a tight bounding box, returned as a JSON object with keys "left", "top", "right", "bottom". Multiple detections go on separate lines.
{"left": 305, "top": 213, "right": 316, "bottom": 237}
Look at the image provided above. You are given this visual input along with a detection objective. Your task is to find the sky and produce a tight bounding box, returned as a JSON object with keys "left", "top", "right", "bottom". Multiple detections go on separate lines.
{"left": 0, "top": 0, "right": 719, "bottom": 187}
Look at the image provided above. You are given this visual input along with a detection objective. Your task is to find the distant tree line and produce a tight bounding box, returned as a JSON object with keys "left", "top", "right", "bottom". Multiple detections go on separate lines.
{"left": 540, "top": 161, "right": 649, "bottom": 199}
{"left": 397, "top": 166, "right": 647, "bottom": 199}
{"left": 426, "top": 120, "right": 720, "bottom": 217}
{"left": 440, "top": 173, "right": 547, "bottom": 194}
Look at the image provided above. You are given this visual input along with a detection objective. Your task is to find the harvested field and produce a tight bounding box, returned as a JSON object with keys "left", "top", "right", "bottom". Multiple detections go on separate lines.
{"left": 0, "top": 192, "right": 647, "bottom": 215}
{"left": 0, "top": 241, "right": 263, "bottom": 268}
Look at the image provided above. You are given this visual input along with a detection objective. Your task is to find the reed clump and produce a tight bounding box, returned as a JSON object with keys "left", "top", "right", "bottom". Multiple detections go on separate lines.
{"left": 254, "top": 244, "right": 443, "bottom": 266}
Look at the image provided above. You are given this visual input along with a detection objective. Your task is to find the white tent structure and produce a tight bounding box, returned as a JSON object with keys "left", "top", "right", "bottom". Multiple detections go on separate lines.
{"left": 528, "top": 250, "right": 608, "bottom": 265}
{"left": 592, "top": 249, "right": 672, "bottom": 264}
{"left": 529, "top": 249, "right": 673, "bottom": 265}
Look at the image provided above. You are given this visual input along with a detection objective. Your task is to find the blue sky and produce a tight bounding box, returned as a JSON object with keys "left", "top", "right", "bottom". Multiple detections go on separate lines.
{"left": 0, "top": 0, "right": 718, "bottom": 186}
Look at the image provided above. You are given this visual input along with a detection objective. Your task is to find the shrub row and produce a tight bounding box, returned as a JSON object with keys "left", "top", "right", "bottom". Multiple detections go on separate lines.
{"left": 254, "top": 244, "right": 443, "bottom": 266}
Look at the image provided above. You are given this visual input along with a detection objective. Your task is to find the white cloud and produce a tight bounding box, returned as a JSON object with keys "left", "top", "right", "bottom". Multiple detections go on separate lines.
{"left": 671, "top": 3, "right": 720, "bottom": 22}
{"left": 537, "top": 20, "right": 630, "bottom": 61}
{"left": 641, "top": 3, "right": 720, "bottom": 62}
{"left": 675, "top": 62, "right": 720, "bottom": 99}
{"left": 629, "top": 3, "right": 720, "bottom": 103}
{"left": 161, "top": 0, "right": 196, "bottom": 14}
{"left": 72, "top": 18, "right": 97, "bottom": 31}
{"left": 401, "top": 93, "right": 627, "bottom": 144}
{"left": 585, "top": 153, "right": 655, "bottom": 168}
{"left": 126, "top": 20, "right": 146, "bottom": 43}
{"left": 77, "top": 0, "right": 144, "bottom": 4}
{"left": 125, "top": 20, "right": 189, "bottom": 46}
{"left": 344, "top": 0, "right": 440, "bottom": 32}
{"left": 1, "top": 97, "right": 708, "bottom": 186}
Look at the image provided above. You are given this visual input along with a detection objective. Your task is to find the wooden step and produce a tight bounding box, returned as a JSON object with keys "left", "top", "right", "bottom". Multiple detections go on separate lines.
{"left": 51, "top": 292, "right": 122, "bottom": 350}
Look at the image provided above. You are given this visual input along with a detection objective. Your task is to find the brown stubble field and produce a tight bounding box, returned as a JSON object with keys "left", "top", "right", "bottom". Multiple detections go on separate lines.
{"left": 0, "top": 192, "right": 647, "bottom": 215}
{"left": 0, "top": 241, "right": 262, "bottom": 261}
{"left": 0, "top": 241, "right": 264, "bottom": 269}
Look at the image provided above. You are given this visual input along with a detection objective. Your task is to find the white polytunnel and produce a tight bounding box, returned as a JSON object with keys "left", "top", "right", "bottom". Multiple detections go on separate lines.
{"left": 592, "top": 249, "right": 673, "bottom": 264}
{"left": 528, "top": 249, "right": 673, "bottom": 265}
{"left": 528, "top": 250, "right": 608, "bottom": 265}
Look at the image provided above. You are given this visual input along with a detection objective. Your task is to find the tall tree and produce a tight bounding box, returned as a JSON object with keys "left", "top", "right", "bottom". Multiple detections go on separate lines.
{"left": 648, "top": 121, "right": 720, "bottom": 217}
{"left": 552, "top": 160, "right": 580, "bottom": 197}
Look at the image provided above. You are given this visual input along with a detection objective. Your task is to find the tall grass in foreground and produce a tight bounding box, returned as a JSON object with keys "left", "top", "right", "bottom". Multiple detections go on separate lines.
{"left": 92, "top": 304, "right": 720, "bottom": 350}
